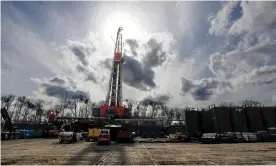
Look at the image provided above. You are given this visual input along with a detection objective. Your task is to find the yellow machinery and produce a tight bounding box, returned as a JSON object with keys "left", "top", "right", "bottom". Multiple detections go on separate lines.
{"left": 87, "top": 128, "right": 101, "bottom": 141}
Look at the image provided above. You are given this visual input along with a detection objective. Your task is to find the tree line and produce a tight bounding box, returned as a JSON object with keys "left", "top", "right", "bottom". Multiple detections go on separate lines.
{"left": 1, "top": 94, "right": 273, "bottom": 124}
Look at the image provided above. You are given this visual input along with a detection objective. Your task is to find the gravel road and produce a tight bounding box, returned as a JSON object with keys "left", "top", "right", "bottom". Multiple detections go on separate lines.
{"left": 1, "top": 139, "right": 276, "bottom": 165}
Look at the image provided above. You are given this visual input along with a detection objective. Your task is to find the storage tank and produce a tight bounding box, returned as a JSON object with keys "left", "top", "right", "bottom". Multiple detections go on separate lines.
{"left": 199, "top": 110, "right": 215, "bottom": 133}
{"left": 238, "top": 108, "right": 248, "bottom": 132}
{"left": 244, "top": 107, "right": 264, "bottom": 132}
{"left": 211, "top": 107, "right": 232, "bottom": 132}
{"left": 229, "top": 108, "right": 240, "bottom": 132}
{"left": 261, "top": 107, "right": 276, "bottom": 129}
{"left": 185, "top": 110, "right": 200, "bottom": 133}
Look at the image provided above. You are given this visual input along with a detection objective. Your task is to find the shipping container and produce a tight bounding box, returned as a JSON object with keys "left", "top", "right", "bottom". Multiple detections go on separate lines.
{"left": 244, "top": 108, "right": 264, "bottom": 132}
{"left": 261, "top": 107, "right": 276, "bottom": 129}
{"left": 19, "top": 129, "right": 43, "bottom": 138}
{"left": 211, "top": 107, "right": 232, "bottom": 132}
{"left": 199, "top": 110, "right": 215, "bottom": 133}
{"left": 185, "top": 111, "right": 200, "bottom": 133}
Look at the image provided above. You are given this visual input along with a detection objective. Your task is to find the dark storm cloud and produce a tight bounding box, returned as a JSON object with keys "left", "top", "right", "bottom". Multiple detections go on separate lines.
{"left": 71, "top": 46, "right": 89, "bottom": 66}
{"left": 76, "top": 65, "right": 97, "bottom": 84}
{"left": 41, "top": 83, "right": 90, "bottom": 100}
{"left": 86, "top": 73, "right": 97, "bottom": 83}
{"left": 101, "top": 37, "right": 171, "bottom": 91}
{"left": 50, "top": 77, "right": 66, "bottom": 84}
{"left": 76, "top": 65, "right": 86, "bottom": 73}
{"left": 126, "top": 39, "right": 139, "bottom": 56}
{"left": 143, "top": 38, "right": 167, "bottom": 68}
{"left": 101, "top": 55, "right": 156, "bottom": 90}
{"left": 181, "top": 77, "right": 233, "bottom": 101}
{"left": 100, "top": 58, "right": 113, "bottom": 69}
{"left": 143, "top": 93, "right": 172, "bottom": 104}
{"left": 123, "top": 55, "right": 156, "bottom": 91}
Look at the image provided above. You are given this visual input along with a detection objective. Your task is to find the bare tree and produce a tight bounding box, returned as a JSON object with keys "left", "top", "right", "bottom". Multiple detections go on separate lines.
{"left": 34, "top": 100, "right": 44, "bottom": 122}
{"left": 1, "top": 95, "right": 15, "bottom": 113}
{"left": 219, "top": 102, "right": 236, "bottom": 107}
{"left": 240, "top": 100, "right": 262, "bottom": 108}
{"left": 13, "top": 96, "right": 29, "bottom": 121}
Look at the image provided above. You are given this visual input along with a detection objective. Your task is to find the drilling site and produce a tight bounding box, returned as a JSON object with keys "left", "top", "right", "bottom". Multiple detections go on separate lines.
{"left": 1, "top": 27, "right": 276, "bottom": 165}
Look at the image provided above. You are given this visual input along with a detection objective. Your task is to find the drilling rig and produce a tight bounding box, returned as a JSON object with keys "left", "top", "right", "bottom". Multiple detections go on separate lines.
{"left": 99, "top": 26, "right": 126, "bottom": 118}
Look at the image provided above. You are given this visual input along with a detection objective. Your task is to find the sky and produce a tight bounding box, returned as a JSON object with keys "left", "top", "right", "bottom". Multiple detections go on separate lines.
{"left": 1, "top": 1, "right": 276, "bottom": 108}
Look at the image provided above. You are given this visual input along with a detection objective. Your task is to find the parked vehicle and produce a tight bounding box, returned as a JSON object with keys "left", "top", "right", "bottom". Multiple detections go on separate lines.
{"left": 97, "top": 129, "right": 111, "bottom": 145}
{"left": 104, "top": 124, "right": 122, "bottom": 141}
{"left": 87, "top": 128, "right": 101, "bottom": 142}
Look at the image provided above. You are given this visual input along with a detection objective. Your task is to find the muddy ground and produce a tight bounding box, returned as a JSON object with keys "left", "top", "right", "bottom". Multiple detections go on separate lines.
{"left": 1, "top": 138, "right": 276, "bottom": 165}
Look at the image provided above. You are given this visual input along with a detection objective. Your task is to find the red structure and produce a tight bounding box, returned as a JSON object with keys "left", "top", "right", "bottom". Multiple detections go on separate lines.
{"left": 100, "top": 27, "right": 126, "bottom": 118}
{"left": 48, "top": 111, "right": 56, "bottom": 123}
{"left": 100, "top": 105, "right": 124, "bottom": 117}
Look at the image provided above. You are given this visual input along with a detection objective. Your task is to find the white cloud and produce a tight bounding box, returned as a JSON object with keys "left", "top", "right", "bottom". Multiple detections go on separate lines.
{"left": 208, "top": 1, "right": 239, "bottom": 36}
{"left": 229, "top": 2, "right": 276, "bottom": 36}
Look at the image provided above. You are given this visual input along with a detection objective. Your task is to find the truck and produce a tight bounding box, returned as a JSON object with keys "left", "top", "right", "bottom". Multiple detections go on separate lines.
{"left": 97, "top": 129, "right": 111, "bottom": 145}
{"left": 87, "top": 128, "right": 101, "bottom": 142}
{"left": 1, "top": 108, "right": 20, "bottom": 140}
{"left": 58, "top": 122, "right": 82, "bottom": 143}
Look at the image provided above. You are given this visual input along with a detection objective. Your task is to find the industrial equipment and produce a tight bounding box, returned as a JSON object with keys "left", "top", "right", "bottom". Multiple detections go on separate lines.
{"left": 1, "top": 108, "right": 20, "bottom": 140}
{"left": 99, "top": 26, "right": 126, "bottom": 118}
{"left": 58, "top": 122, "right": 82, "bottom": 143}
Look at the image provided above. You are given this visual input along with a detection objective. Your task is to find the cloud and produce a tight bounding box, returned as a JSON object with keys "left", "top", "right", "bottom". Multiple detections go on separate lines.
{"left": 102, "top": 36, "right": 174, "bottom": 91}
{"left": 50, "top": 76, "right": 66, "bottom": 84}
{"left": 143, "top": 38, "right": 167, "bottom": 68}
{"left": 180, "top": 77, "right": 233, "bottom": 101}
{"left": 56, "top": 34, "right": 100, "bottom": 84}
{"left": 125, "top": 39, "right": 139, "bottom": 56}
{"left": 123, "top": 55, "right": 156, "bottom": 90}
{"left": 209, "top": 1, "right": 276, "bottom": 38}
{"left": 193, "top": 1, "right": 276, "bottom": 103}
{"left": 67, "top": 40, "right": 97, "bottom": 66}
{"left": 142, "top": 92, "right": 172, "bottom": 104}
{"left": 100, "top": 58, "right": 113, "bottom": 69}
{"left": 228, "top": 2, "right": 276, "bottom": 36}
{"left": 208, "top": 1, "right": 239, "bottom": 36}
{"left": 31, "top": 76, "right": 89, "bottom": 101}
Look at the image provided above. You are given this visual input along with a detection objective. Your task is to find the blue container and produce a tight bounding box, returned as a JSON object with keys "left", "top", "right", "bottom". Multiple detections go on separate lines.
{"left": 92, "top": 108, "right": 100, "bottom": 117}
{"left": 19, "top": 129, "right": 32, "bottom": 138}
{"left": 32, "top": 130, "right": 43, "bottom": 138}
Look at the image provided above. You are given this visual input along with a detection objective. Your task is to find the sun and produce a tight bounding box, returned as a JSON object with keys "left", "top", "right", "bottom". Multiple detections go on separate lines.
{"left": 101, "top": 11, "right": 144, "bottom": 44}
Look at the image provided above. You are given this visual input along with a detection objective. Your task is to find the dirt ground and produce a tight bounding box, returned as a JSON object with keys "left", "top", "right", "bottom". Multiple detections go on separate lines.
{"left": 1, "top": 138, "right": 276, "bottom": 165}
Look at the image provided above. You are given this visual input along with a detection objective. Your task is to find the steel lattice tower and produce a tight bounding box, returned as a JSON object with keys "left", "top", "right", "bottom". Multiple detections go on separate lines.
{"left": 105, "top": 27, "right": 124, "bottom": 107}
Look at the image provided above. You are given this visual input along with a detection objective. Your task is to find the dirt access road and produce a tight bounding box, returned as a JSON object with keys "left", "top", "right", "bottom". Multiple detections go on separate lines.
{"left": 1, "top": 138, "right": 276, "bottom": 165}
